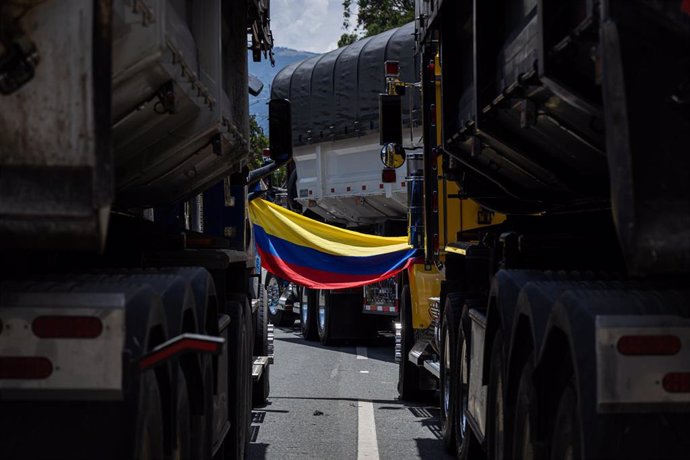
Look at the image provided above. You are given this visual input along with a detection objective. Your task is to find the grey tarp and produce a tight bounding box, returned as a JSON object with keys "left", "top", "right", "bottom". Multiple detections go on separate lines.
{"left": 271, "top": 22, "right": 419, "bottom": 146}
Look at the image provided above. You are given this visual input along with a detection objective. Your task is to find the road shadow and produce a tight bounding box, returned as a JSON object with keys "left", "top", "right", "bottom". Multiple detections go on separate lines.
{"left": 247, "top": 442, "right": 269, "bottom": 460}
{"left": 408, "top": 406, "right": 443, "bottom": 440}
{"left": 415, "top": 438, "right": 455, "bottom": 460}
{"left": 406, "top": 406, "right": 455, "bottom": 459}
{"left": 251, "top": 395, "right": 449, "bottom": 459}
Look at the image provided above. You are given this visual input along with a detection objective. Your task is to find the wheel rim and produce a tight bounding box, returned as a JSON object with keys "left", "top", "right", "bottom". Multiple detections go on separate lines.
{"left": 267, "top": 278, "right": 280, "bottom": 316}
{"left": 318, "top": 305, "right": 325, "bottom": 331}
{"left": 301, "top": 293, "right": 309, "bottom": 325}
{"left": 443, "top": 329, "right": 451, "bottom": 416}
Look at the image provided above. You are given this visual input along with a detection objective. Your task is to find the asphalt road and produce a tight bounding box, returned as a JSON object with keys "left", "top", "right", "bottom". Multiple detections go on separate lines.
{"left": 248, "top": 321, "right": 454, "bottom": 460}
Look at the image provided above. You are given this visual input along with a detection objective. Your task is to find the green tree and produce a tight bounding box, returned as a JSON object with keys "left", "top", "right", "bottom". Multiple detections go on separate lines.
{"left": 249, "top": 114, "right": 268, "bottom": 168}
{"left": 338, "top": 0, "right": 414, "bottom": 46}
{"left": 337, "top": 32, "right": 359, "bottom": 48}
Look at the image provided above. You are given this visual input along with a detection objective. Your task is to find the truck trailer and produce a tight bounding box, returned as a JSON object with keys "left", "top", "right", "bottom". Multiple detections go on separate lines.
{"left": 382, "top": 0, "right": 690, "bottom": 459}
{"left": 0, "top": 1, "right": 290, "bottom": 459}
{"left": 269, "top": 23, "right": 423, "bottom": 344}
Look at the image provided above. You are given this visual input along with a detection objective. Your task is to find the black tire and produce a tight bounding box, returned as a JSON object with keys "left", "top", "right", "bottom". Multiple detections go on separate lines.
{"left": 550, "top": 382, "right": 582, "bottom": 460}
{"left": 175, "top": 371, "right": 192, "bottom": 460}
{"left": 316, "top": 289, "right": 334, "bottom": 345}
{"left": 265, "top": 273, "right": 285, "bottom": 326}
{"left": 454, "top": 309, "right": 480, "bottom": 459}
{"left": 224, "top": 300, "right": 251, "bottom": 460}
{"left": 254, "top": 278, "right": 267, "bottom": 354}
{"left": 253, "top": 284, "right": 271, "bottom": 407}
{"left": 398, "top": 285, "right": 422, "bottom": 401}
{"left": 487, "top": 330, "right": 507, "bottom": 460}
{"left": 300, "top": 287, "right": 318, "bottom": 341}
{"left": 193, "top": 361, "right": 214, "bottom": 460}
{"left": 440, "top": 293, "right": 463, "bottom": 452}
{"left": 134, "top": 371, "right": 165, "bottom": 460}
{"left": 512, "top": 358, "right": 539, "bottom": 460}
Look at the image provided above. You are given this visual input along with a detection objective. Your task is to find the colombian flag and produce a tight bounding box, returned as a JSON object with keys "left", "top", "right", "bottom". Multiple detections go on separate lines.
{"left": 248, "top": 199, "right": 418, "bottom": 289}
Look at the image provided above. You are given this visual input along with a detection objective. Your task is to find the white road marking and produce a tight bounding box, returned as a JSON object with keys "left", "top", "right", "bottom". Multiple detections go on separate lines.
{"left": 357, "top": 401, "right": 380, "bottom": 460}
{"left": 360, "top": 370, "right": 369, "bottom": 374}
{"left": 356, "top": 346, "right": 368, "bottom": 360}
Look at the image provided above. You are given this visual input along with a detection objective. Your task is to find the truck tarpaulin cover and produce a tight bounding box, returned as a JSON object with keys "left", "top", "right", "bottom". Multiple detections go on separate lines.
{"left": 249, "top": 199, "right": 417, "bottom": 289}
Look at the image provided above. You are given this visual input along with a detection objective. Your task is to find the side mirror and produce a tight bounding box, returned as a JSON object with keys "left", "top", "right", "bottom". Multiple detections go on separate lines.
{"left": 379, "top": 94, "right": 402, "bottom": 145}
{"left": 380, "top": 143, "right": 406, "bottom": 169}
{"left": 268, "top": 98, "right": 292, "bottom": 162}
{"left": 248, "top": 74, "right": 264, "bottom": 96}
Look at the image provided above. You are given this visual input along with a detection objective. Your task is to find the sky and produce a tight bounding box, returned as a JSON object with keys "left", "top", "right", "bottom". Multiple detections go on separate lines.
{"left": 270, "top": 0, "right": 356, "bottom": 53}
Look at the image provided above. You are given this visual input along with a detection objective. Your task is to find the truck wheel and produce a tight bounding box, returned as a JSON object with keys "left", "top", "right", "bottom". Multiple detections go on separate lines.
{"left": 300, "top": 287, "right": 318, "bottom": 341}
{"left": 487, "top": 330, "right": 506, "bottom": 460}
{"left": 454, "top": 309, "right": 479, "bottom": 459}
{"left": 194, "top": 362, "right": 214, "bottom": 459}
{"left": 265, "top": 274, "right": 285, "bottom": 326}
{"left": 440, "top": 293, "right": 463, "bottom": 452}
{"left": 175, "top": 371, "right": 192, "bottom": 460}
{"left": 317, "top": 289, "right": 334, "bottom": 345}
{"left": 134, "top": 371, "right": 165, "bottom": 460}
{"left": 253, "top": 285, "right": 271, "bottom": 407}
{"left": 398, "top": 285, "right": 422, "bottom": 401}
{"left": 224, "top": 300, "right": 251, "bottom": 459}
{"left": 512, "top": 358, "right": 539, "bottom": 460}
{"left": 550, "top": 382, "right": 581, "bottom": 460}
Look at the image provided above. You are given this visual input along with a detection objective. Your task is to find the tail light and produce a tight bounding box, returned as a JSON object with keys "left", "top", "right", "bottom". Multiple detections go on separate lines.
{"left": 32, "top": 316, "right": 103, "bottom": 339}
{"left": 0, "top": 357, "right": 53, "bottom": 379}
{"left": 617, "top": 335, "right": 681, "bottom": 356}
{"left": 662, "top": 372, "right": 690, "bottom": 393}
{"left": 385, "top": 60, "right": 400, "bottom": 78}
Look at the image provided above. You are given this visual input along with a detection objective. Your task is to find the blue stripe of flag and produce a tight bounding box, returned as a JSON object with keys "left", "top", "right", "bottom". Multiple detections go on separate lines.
{"left": 253, "top": 224, "right": 417, "bottom": 276}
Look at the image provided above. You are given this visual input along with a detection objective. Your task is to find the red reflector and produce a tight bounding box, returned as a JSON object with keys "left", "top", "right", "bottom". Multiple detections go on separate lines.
{"left": 617, "top": 335, "right": 681, "bottom": 356}
{"left": 663, "top": 372, "right": 690, "bottom": 393}
{"left": 0, "top": 357, "right": 53, "bottom": 379}
{"left": 187, "top": 237, "right": 215, "bottom": 248}
{"left": 382, "top": 169, "right": 396, "bottom": 183}
{"left": 262, "top": 148, "right": 271, "bottom": 158}
{"left": 384, "top": 60, "right": 400, "bottom": 77}
{"left": 33, "top": 316, "right": 103, "bottom": 339}
{"left": 139, "top": 337, "right": 222, "bottom": 370}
